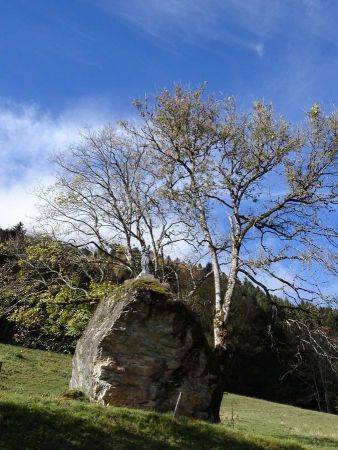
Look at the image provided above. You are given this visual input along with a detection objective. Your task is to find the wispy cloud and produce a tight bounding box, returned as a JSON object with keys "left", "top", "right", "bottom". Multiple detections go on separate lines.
{"left": 89, "top": 0, "right": 338, "bottom": 61}
{"left": 0, "top": 97, "right": 114, "bottom": 228}
{"left": 91, "top": 0, "right": 279, "bottom": 56}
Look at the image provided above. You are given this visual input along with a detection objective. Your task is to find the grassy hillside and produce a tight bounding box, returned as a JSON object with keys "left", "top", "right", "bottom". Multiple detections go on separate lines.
{"left": 0, "top": 343, "right": 336, "bottom": 450}
{"left": 221, "top": 395, "right": 338, "bottom": 450}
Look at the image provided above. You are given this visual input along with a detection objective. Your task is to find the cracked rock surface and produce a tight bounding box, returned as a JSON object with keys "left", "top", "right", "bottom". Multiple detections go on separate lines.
{"left": 70, "top": 278, "right": 217, "bottom": 420}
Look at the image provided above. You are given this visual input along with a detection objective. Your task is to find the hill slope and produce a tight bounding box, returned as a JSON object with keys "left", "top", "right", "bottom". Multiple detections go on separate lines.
{"left": 221, "top": 394, "right": 338, "bottom": 449}
{"left": 0, "top": 343, "right": 336, "bottom": 449}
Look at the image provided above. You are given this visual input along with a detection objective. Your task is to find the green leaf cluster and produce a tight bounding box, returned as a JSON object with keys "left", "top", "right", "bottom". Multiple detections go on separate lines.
{"left": 0, "top": 235, "right": 118, "bottom": 352}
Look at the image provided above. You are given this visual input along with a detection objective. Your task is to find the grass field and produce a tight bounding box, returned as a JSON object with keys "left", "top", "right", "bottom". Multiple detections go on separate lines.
{"left": 0, "top": 343, "right": 337, "bottom": 450}
{"left": 221, "top": 394, "right": 338, "bottom": 450}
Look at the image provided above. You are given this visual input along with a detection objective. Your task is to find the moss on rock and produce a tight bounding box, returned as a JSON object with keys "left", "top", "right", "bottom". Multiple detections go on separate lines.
{"left": 106, "top": 277, "right": 171, "bottom": 306}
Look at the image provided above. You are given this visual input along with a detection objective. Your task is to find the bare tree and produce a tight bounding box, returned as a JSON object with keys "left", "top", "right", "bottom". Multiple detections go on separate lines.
{"left": 130, "top": 85, "right": 338, "bottom": 357}
{"left": 37, "top": 126, "right": 185, "bottom": 278}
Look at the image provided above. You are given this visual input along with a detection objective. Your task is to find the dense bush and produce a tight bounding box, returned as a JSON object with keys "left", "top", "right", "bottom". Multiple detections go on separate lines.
{"left": 0, "top": 234, "right": 117, "bottom": 351}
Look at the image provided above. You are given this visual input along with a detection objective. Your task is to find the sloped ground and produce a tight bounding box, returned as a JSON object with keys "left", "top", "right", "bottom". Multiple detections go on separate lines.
{"left": 0, "top": 343, "right": 335, "bottom": 449}
{"left": 221, "top": 394, "right": 338, "bottom": 450}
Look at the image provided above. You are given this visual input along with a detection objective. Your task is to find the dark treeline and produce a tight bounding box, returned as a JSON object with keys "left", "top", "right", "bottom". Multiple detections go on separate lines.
{"left": 0, "top": 226, "right": 337, "bottom": 413}
{"left": 184, "top": 273, "right": 338, "bottom": 414}
{"left": 0, "top": 222, "right": 25, "bottom": 243}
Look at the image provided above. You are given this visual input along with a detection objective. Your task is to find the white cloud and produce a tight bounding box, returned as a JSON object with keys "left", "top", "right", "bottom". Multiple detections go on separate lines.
{"left": 0, "top": 97, "right": 115, "bottom": 230}
{"left": 92, "top": 0, "right": 276, "bottom": 55}
{"left": 0, "top": 175, "right": 51, "bottom": 229}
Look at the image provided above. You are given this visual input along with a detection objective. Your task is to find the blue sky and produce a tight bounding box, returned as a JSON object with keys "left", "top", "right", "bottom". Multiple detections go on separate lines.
{"left": 1, "top": 0, "right": 338, "bottom": 226}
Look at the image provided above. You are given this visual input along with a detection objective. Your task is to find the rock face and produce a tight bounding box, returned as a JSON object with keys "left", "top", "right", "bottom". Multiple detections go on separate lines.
{"left": 70, "top": 278, "right": 217, "bottom": 420}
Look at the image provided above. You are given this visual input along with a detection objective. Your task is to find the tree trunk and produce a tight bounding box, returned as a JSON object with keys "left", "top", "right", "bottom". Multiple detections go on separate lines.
{"left": 213, "top": 242, "right": 240, "bottom": 351}
{"left": 210, "top": 247, "right": 225, "bottom": 349}
{"left": 125, "top": 235, "right": 137, "bottom": 277}
{"left": 222, "top": 243, "right": 239, "bottom": 327}
{"left": 211, "top": 242, "right": 240, "bottom": 422}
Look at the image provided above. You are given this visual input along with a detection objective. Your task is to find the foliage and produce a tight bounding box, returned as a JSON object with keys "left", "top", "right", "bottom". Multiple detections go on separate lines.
{"left": 0, "top": 234, "right": 116, "bottom": 352}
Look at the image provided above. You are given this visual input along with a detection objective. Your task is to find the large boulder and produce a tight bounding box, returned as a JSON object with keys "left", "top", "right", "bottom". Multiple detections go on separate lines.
{"left": 70, "top": 277, "right": 218, "bottom": 420}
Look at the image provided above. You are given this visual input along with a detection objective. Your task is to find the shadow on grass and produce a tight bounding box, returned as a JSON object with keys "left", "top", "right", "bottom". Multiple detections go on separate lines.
{"left": 0, "top": 400, "right": 305, "bottom": 450}
{"left": 1, "top": 401, "right": 168, "bottom": 450}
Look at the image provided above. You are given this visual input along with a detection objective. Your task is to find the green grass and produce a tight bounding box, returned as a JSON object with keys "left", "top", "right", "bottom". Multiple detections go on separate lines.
{"left": 0, "top": 343, "right": 336, "bottom": 450}
{"left": 0, "top": 343, "right": 70, "bottom": 397}
{"left": 221, "top": 394, "right": 338, "bottom": 450}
